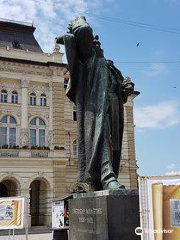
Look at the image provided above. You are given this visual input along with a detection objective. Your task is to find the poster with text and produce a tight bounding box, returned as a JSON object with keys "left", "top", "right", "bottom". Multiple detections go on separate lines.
{"left": 0, "top": 197, "right": 25, "bottom": 230}
{"left": 52, "top": 201, "right": 64, "bottom": 229}
{"left": 139, "top": 175, "right": 180, "bottom": 240}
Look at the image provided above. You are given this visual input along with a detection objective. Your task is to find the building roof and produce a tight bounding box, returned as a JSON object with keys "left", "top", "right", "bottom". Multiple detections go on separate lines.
{"left": 0, "top": 19, "right": 43, "bottom": 52}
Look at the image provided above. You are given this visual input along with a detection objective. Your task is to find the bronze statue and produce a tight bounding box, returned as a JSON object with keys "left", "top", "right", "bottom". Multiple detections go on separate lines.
{"left": 56, "top": 16, "right": 134, "bottom": 190}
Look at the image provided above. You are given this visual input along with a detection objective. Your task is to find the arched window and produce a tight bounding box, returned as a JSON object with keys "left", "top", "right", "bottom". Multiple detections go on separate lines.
{"left": 72, "top": 139, "right": 78, "bottom": 157}
{"left": 30, "top": 93, "right": 36, "bottom": 106}
{"left": 11, "top": 91, "right": 18, "bottom": 104}
{"left": 73, "top": 106, "right": 77, "bottom": 121}
{"left": 40, "top": 93, "right": 47, "bottom": 106}
{"left": 1, "top": 90, "right": 8, "bottom": 103}
{"left": 0, "top": 115, "right": 17, "bottom": 147}
{"left": 30, "top": 117, "right": 46, "bottom": 147}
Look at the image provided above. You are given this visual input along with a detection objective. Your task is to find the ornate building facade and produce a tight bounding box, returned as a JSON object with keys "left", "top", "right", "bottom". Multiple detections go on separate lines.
{"left": 0, "top": 19, "right": 139, "bottom": 227}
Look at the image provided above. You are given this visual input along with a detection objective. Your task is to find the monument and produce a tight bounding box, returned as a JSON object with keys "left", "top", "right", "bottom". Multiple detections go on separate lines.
{"left": 56, "top": 16, "right": 134, "bottom": 191}
{"left": 56, "top": 16, "right": 140, "bottom": 240}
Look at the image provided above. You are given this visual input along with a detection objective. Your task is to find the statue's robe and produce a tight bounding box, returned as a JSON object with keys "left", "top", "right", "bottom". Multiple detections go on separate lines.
{"left": 63, "top": 27, "right": 125, "bottom": 189}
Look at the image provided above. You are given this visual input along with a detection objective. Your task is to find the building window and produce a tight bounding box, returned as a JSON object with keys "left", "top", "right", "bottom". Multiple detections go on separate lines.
{"left": 39, "top": 129, "right": 45, "bottom": 146}
{"left": 30, "top": 117, "right": 46, "bottom": 147}
{"left": 30, "top": 93, "right": 36, "bottom": 106}
{"left": 40, "top": 93, "right": 47, "bottom": 106}
{"left": 30, "top": 129, "right": 36, "bottom": 146}
{"left": 1, "top": 90, "right": 8, "bottom": 103}
{"left": 64, "top": 71, "right": 70, "bottom": 89}
{"left": 0, "top": 115, "right": 17, "bottom": 147}
{"left": 64, "top": 78, "right": 69, "bottom": 89}
{"left": 11, "top": 91, "right": 18, "bottom": 104}
{"left": 72, "top": 139, "right": 78, "bottom": 157}
{"left": 73, "top": 106, "right": 77, "bottom": 121}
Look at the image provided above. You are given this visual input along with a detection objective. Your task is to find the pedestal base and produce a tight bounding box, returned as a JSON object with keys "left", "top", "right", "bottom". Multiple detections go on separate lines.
{"left": 53, "top": 229, "right": 68, "bottom": 240}
{"left": 69, "top": 189, "right": 140, "bottom": 240}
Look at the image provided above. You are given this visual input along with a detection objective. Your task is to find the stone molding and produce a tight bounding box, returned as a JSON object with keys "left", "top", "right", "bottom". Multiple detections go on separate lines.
{"left": 26, "top": 173, "right": 53, "bottom": 190}
{"left": 0, "top": 106, "right": 21, "bottom": 118}
{"left": 0, "top": 173, "right": 24, "bottom": 188}
{"left": 20, "top": 128, "right": 29, "bottom": 146}
{"left": 29, "top": 85, "right": 50, "bottom": 94}
{"left": 1, "top": 82, "right": 21, "bottom": 89}
{"left": 21, "top": 79, "right": 29, "bottom": 88}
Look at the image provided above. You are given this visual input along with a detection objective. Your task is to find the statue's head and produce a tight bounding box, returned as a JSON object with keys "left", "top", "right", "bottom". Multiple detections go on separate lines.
{"left": 67, "top": 16, "right": 89, "bottom": 34}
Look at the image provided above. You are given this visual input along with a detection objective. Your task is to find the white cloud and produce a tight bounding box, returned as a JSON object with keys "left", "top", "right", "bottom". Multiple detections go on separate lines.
{"left": 165, "top": 164, "right": 180, "bottom": 175}
{"left": 134, "top": 101, "right": 180, "bottom": 129}
{"left": 167, "top": 164, "right": 176, "bottom": 170}
{"left": 165, "top": 171, "right": 180, "bottom": 175}
{"left": 0, "top": 0, "right": 109, "bottom": 52}
{"left": 146, "top": 63, "right": 168, "bottom": 77}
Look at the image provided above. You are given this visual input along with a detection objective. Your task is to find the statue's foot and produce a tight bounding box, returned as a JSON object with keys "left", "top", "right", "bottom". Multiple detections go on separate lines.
{"left": 103, "top": 179, "right": 120, "bottom": 190}
{"left": 103, "top": 180, "right": 126, "bottom": 190}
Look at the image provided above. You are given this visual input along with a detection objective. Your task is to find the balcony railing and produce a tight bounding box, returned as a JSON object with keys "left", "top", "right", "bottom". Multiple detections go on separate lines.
{"left": 31, "top": 150, "right": 48, "bottom": 158}
{"left": 0, "top": 149, "right": 67, "bottom": 158}
{"left": 0, "top": 149, "right": 19, "bottom": 158}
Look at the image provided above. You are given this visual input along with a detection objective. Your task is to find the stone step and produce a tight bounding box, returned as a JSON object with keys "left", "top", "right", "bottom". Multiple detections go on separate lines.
{"left": 0, "top": 226, "right": 51, "bottom": 236}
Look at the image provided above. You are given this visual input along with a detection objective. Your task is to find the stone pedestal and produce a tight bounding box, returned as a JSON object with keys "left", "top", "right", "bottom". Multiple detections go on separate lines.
{"left": 69, "top": 189, "right": 140, "bottom": 240}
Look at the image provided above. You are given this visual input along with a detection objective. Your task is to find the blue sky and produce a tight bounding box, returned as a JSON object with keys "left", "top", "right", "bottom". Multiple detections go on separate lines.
{"left": 0, "top": 0, "right": 179, "bottom": 176}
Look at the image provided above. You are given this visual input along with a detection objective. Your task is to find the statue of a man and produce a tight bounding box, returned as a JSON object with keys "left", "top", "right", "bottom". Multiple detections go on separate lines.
{"left": 56, "top": 16, "right": 134, "bottom": 190}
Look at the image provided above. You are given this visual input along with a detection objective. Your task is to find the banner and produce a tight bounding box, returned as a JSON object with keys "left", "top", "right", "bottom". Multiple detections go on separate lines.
{"left": 0, "top": 197, "right": 25, "bottom": 230}
{"left": 139, "top": 175, "right": 180, "bottom": 240}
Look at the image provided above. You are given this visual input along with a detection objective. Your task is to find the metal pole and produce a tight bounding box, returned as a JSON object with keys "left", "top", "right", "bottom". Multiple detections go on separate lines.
{"left": 12, "top": 229, "right": 14, "bottom": 240}
{"left": 8, "top": 229, "right": 11, "bottom": 240}
{"left": 25, "top": 198, "right": 28, "bottom": 240}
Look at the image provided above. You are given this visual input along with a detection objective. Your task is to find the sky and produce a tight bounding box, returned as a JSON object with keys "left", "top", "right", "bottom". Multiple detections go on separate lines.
{"left": 0, "top": 0, "right": 179, "bottom": 176}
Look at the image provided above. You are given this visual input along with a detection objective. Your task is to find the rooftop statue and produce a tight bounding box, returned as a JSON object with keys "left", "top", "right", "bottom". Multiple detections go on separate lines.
{"left": 56, "top": 16, "right": 134, "bottom": 190}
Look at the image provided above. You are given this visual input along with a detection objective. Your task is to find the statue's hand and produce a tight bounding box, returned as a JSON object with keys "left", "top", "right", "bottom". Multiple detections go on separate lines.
{"left": 56, "top": 36, "right": 64, "bottom": 45}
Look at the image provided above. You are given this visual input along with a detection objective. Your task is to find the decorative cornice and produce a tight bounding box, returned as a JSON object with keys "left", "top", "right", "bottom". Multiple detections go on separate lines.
{"left": 0, "top": 60, "right": 66, "bottom": 77}
{"left": 0, "top": 56, "right": 66, "bottom": 68}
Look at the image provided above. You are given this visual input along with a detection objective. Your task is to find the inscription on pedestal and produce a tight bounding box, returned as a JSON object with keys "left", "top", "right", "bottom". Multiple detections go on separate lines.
{"left": 70, "top": 197, "right": 108, "bottom": 240}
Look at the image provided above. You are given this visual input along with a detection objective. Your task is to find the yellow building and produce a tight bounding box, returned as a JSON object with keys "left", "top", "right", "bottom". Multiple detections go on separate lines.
{"left": 0, "top": 19, "right": 139, "bottom": 228}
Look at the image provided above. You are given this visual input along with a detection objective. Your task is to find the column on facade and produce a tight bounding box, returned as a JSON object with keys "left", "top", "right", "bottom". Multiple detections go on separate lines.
{"left": 21, "top": 188, "right": 31, "bottom": 227}
{"left": 47, "top": 81, "right": 54, "bottom": 149}
{"left": 125, "top": 91, "right": 139, "bottom": 189}
{"left": 20, "top": 79, "right": 29, "bottom": 147}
